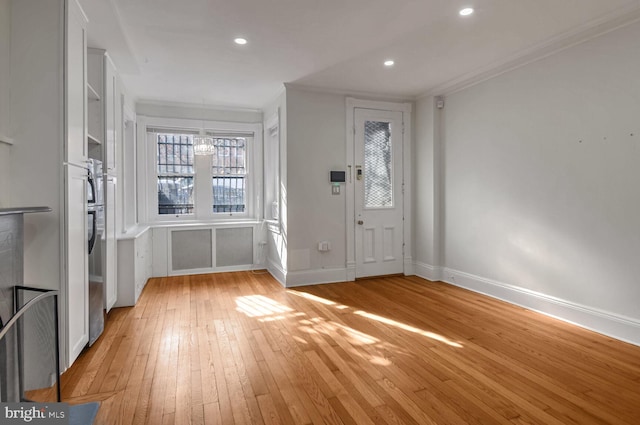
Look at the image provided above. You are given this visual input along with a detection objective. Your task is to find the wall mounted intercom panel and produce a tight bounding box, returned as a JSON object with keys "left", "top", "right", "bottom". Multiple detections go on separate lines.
{"left": 330, "top": 171, "right": 346, "bottom": 183}
{"left": 330, "top": 170, "right": 346, "bottom": 195}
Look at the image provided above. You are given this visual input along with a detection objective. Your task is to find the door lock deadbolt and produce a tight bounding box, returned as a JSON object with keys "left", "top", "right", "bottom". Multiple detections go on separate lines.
{"left": 356, "top": 166, "right": 363, "bottom": 181}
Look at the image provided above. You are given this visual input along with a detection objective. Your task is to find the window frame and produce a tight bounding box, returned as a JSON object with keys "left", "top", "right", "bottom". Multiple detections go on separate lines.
{"left": 141, "top": 116, "right": 262, "bottom": 224}
{"left": 156, "top": 132, "right": 197, "bottom": 216}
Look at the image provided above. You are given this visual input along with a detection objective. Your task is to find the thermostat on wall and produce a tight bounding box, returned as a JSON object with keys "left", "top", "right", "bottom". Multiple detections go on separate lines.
{"left": 330, "top": 171, "right": 346, "bottom": 183}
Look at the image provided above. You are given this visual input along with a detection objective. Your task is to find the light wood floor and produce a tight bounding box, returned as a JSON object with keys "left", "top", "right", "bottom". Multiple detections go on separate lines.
{"left": 50, "top": 272, "right": 640, "bottom": 424}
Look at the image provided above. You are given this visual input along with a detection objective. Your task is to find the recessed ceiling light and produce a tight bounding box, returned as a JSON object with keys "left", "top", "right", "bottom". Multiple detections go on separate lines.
{"left": 384, "top": 60, "right": 395, "bottom": 67}
{"left": 459, "top": 7, "right": 474, "bottom": 16}
{"left": 234, "top": 38, "right": 248, "bottom": 45}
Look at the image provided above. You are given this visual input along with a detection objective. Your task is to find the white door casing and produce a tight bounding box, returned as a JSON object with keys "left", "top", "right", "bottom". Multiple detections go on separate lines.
{"left": 354, "top": 108, "right": 404, "bottom": 278}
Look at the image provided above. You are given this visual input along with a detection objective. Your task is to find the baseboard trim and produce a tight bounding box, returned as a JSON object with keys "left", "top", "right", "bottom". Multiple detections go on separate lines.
{"left": 414, "top": 261, "right": 443, "bottom": 282}
{"left": 403, "top": 256, "right": 415, "bottom": 276}
{"left": 346, "top": 262, "right": 356, "bottom": 282}
{"left": 266, "top": 257, "right": 286, "bottom": 287}
{"left": 415, "top": 263, "right": 640, "bottom": 347}
{"left": 285, "top": 267, "right": 349, "bottom": 288}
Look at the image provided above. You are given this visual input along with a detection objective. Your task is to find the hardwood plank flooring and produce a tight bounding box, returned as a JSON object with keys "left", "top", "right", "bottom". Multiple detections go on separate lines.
{"left": 41, "top": 272, "right": 640, "bottom": 424}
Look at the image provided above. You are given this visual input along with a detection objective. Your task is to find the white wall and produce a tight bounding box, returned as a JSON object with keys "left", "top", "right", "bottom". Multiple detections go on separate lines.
{"left": 284, "top": 88, "right": 348, "bottom": 285}
{"left": 275, "top": 88, "right": 414, "bottom": 286}
{"left": 414, "top": 96, "right": 441, "bottom": 277}
{"left": 262, "top": 91, "right": 287, "bottom": 283}
{"left": 0, "top": 144, "right": 8, "bottom": 207}
{"left": 417, "top": 20, "right": 640, "bottom": 344}
{"left": 9, "top": 0, "right": 64, "bottom": 289}
{"left": 0, "top": 0, "right": 11, "bottom": 206}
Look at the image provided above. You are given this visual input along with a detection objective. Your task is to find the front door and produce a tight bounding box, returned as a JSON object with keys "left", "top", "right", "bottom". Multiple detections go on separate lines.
{"left": 354, "top": 108, "right": 404, "bottom": 278}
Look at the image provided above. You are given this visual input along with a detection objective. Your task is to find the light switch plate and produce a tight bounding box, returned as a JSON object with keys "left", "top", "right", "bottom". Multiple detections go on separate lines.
{"left": 332, "top": 184, "right": 340, "bottom": 195}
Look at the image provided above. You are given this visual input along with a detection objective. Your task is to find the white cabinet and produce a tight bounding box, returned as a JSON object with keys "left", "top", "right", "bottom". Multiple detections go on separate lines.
{"left": 65, "top": 2, "right": 87, "bottom": 166}
{"left": 87, "top": 49, "right": 104, "bottom": 146}
{"left": 105, "top": 59, "right": 120, "bottom": 174}
{"left": 65, "top": 0, "right": 89, "bottom": 366}
{"left": 87, "top": 49, "right": 120, "bottom": 174}
{"left": 87, "top": 48, "right": 121, "bottom": 312}
{"left": 105, "top": 176, "right": 117, "bottom": 311}
{"left": 9, "top": 0, "right": 89, "bottom": 369}
{"left": 66, "top": 164, "right": 89, "bottom": 363}
{"left": 65, "top": 0, "right": 90, "bottom": 367}
{"left": 116, "top": 227, "right": 152, "bottom": 307}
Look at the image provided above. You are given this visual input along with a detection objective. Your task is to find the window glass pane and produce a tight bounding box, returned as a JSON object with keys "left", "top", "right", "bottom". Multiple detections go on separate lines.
{"left": 158, "top": 176, "right": 194, "bottom": 215}
{"left": 364, "top": 121, "right": 393, "bottom": 208}
{"left": 157, "top": 133, "right": 194, "bottom": 174}
{"left": 212, "top": 138, "right": 247, "bottom": 213}
{"left": 157, "top": 133, "right": 195, "bottom": 215}
{"left": 213, "top": 177, "right": 245, "bottom": 213}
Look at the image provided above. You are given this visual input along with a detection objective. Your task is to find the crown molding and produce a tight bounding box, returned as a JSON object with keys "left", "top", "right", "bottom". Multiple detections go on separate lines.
{"left": 284, "top": 82, "right": 414, "bottom": 103}
{"left": 135, "top": 99, "right": 263, "bottom": 114}
{"left": 261, "top": 86, "right": 287, "bottom": 111}
{"left": 417, "top": 3, "right": 640, "bottom": 99}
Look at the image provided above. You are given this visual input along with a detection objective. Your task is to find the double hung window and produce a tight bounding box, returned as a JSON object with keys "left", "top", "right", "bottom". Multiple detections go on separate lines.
{"left": 144, "top": 118, "right": 261, "bottom": 222}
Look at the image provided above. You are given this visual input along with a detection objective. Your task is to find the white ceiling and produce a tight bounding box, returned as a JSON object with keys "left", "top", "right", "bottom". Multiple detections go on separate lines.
{"left": 79, "top": 0, "right": 640, "bottom": 109}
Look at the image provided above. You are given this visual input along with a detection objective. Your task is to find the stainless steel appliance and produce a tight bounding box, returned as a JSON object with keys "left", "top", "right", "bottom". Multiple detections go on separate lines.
{"left": 87, "top": 159, "right": 105, "bottom": 346}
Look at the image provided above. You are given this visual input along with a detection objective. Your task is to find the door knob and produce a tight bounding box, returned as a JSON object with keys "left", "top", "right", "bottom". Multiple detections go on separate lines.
{"left": 357, "top": 220, "right": 364, "bottom": 225}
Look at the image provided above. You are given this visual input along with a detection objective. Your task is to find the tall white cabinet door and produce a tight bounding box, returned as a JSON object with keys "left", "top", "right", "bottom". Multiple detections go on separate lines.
{"left": 65, "top": 0, "right": 89, "bottom": 368}
{"left": 104, "top": 176, "right": 117, "bottom": 311}
{"left": 66, "top": 164, "right": 89, "bottom": 366}
{"left": 104, "top": 59, "right": 117, "bottom": 174}
{"left": 65, "top": 0, "right": 87, "bottom": 166}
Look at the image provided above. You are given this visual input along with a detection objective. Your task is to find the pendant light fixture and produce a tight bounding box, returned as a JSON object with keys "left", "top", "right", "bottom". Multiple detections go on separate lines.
{"left": 193, "top": 100, "right": 215, "bottom": 155}
{"left": 193, "top": 133, "right": 215, "bottom": 155}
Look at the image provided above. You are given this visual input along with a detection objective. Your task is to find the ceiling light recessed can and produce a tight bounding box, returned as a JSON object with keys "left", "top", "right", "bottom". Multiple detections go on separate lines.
{"left": 234, "top": 38, "right": 248, "bottom": 45}
{"left": 459, "top": 7, "right": 474, "bottom": 16}
{"left": 384, "top": 60, "right": 395, "bottom": 67}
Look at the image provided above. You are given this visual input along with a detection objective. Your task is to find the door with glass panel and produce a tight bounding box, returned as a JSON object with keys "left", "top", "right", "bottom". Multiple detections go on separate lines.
{"left": 354, "top": 108, "right": 404, "bottom": 278}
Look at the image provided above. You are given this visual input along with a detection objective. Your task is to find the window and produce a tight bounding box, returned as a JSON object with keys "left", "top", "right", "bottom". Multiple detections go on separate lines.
{"left": 212, "top": 137, "right": 246, "bottom": 213}
{"left": 364, "top": 120, "right": 393, "bottom": 208}
{"left": 157, "top": 133, "right": 195, "bottom": 215}
{"left": 143, "top": 118, "right": 262, "bottom": 223}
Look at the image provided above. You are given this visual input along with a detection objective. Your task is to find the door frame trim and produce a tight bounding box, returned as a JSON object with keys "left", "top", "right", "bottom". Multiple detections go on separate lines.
{"left": 346, "top": 98, "right": 413, "bottom": 281}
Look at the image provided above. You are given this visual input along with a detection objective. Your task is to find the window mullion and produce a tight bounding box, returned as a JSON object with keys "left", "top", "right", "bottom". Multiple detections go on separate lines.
{"left": 194, "top": 154, "right": 213, "bottom": 219}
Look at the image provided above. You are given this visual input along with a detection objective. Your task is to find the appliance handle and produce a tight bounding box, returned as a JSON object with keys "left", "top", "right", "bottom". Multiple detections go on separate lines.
{"left": 88, "top": 171, "right": 96, "bottom": 204}
{"left": 88, "top": 210, "right": 97, "bottom": 254}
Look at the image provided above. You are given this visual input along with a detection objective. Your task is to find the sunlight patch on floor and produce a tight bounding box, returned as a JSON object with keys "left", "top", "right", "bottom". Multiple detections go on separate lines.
{"left": 258, "top": 311, "right": 306, "bottom": 322}
{"left": 307, "top": 317, "right": 379, "bottom": 345}
{"left": 235, "top": 295, "right": 293, "bottom": 317}
{"left": 287, "top": 290, "right": 336, "bottom": 305}
{"left": 369, "top": 355, "right": 392, "bottom": 366}
{"left": 354, "top": 310, "right": 463, "bottom": 348}
{"left": 285, "top": 289, "right": 462, "bottom": 348}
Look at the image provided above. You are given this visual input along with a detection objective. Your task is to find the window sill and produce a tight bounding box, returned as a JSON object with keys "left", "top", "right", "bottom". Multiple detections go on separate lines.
{"left": 149, "top": 219, "right": 263, "bottom": 229}
{"left": 264, "top": 219, "right": 281, "bottom": 234}
{"left": 117, "top": 225, "right": 152, "bottom": 240}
